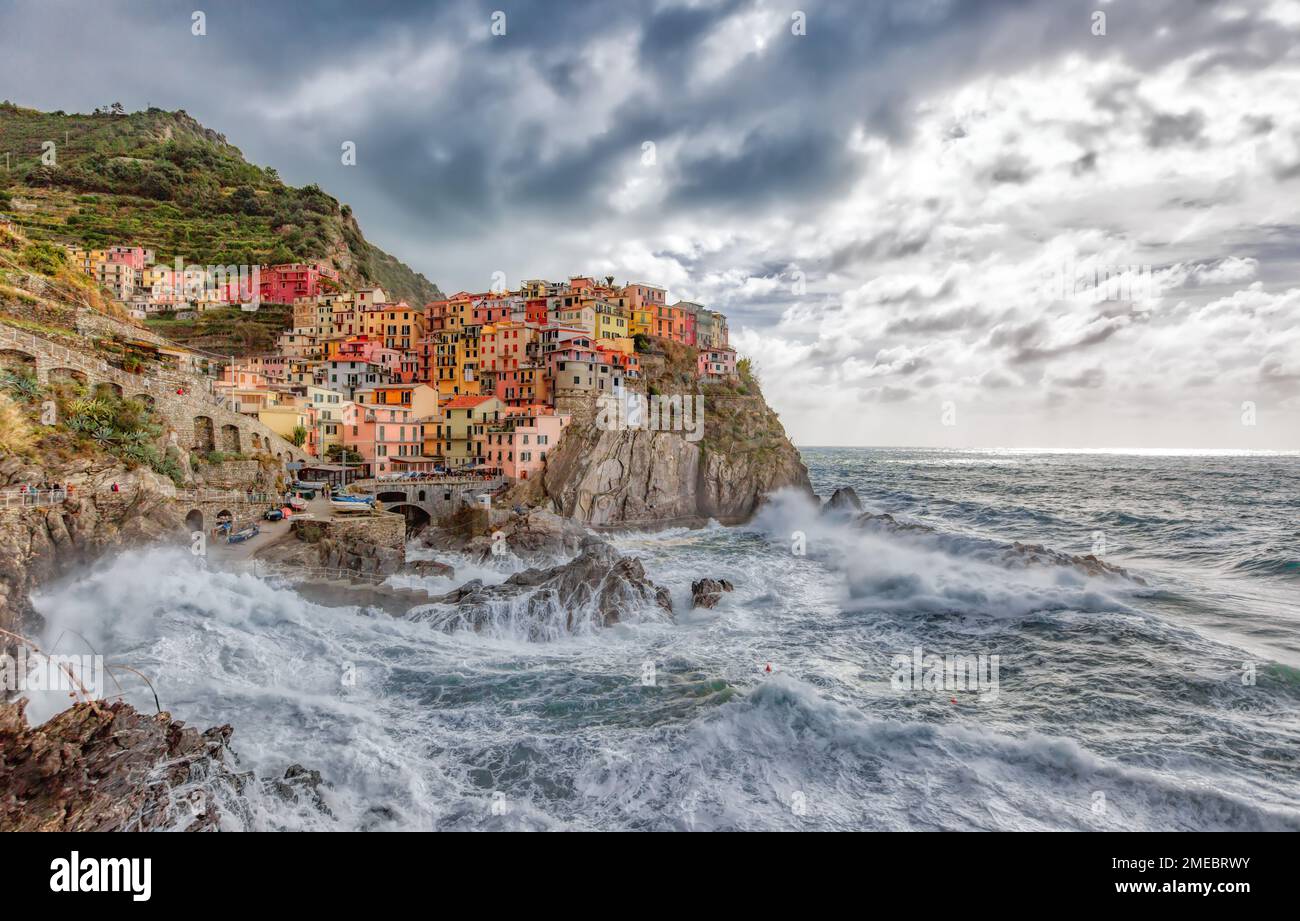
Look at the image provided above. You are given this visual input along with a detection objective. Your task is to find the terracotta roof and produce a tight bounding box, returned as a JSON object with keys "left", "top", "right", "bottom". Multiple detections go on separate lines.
{"left": 443, "top": 395, "right": 494, "bottom": 408}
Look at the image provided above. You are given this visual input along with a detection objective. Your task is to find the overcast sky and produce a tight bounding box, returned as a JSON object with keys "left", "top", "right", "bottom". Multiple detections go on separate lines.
{"left": 2, "top": 0, "right": 1298, "bottom": 448}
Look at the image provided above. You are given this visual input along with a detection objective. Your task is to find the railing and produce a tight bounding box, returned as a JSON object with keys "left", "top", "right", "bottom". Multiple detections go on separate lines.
{"left": 0, "top": 487, "right": 72, "bottom": 508}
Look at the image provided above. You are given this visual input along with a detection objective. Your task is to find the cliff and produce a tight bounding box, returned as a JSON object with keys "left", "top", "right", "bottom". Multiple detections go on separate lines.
{"left": 0, "top": 456, "right": 183, "bottom": 639}
{"left": 542, "top": 345, "right": 811, "bottom": 528}
{"left": 0, "top": 698, "right": 330, "bottom": 831}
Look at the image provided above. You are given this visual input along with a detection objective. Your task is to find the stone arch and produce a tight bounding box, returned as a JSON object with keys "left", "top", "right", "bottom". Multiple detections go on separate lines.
{"left": 215, "top": 509, "right": 233, "bottom": 529}
{"left": 185, "top": 509, "right": 204, "bottom": 533}
{"left": 418, "top": 489, "right": 426, "bottom": 502}
{"left": 221, "top": 424, "right": 241, "bottom": 453}
{"left": 377, "top": 491, "right": 407, "bottom": 504}
{"left": 132, "top": 392, "right": 155, "bottom": 408}
{"left": 193, "top": 416, "right": 215, "bottom": 452}
{"left": 48, "top": 367, "right": 87, "bottom": 388}
{"left": 0, "top": 348, "right": 37, "bottom": 374}
{"left": 93, "top": 381, "right": 123, "bottom": 400}
{"left": 389, "top": 503, "right": 431, "bottom": 534}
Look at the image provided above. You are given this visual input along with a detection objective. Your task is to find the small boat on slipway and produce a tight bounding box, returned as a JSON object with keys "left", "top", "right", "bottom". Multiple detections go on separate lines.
{"left": 330, "top": 494, "right": 375, "bottom": 513}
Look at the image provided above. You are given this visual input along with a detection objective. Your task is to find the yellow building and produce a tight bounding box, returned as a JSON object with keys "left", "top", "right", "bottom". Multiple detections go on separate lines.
{"left": 593, "top": 299, "right": 631, "bottom": 340}
{"left": 425, "top": 394, "right": 505, "bottom": 467}
{"left": 360, "top": 302, "right": 426, "bottom": 352}
{"left": 258, "top": 403, "right": 310, "bottom": 446}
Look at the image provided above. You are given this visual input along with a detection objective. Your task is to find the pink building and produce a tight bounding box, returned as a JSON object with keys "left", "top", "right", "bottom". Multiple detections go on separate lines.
{"left": 106, "top": 246, "right": 153, "bottom": 271}
{"left": 259, "top": 263, "right": 339, "bottom": 304}
{"left": 483, "top": 408, "right": 571, "bottom": 481}
{"left": 697, "top": 346, "right": 738, "bottom": 381}
{"left": 348, "top": 403, "right": 427, "bottom": 477}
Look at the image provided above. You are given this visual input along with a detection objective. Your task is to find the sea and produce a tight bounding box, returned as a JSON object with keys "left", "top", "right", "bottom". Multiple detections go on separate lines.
{"left": 28, "top": 447, "right": 1300, "bottom": 830}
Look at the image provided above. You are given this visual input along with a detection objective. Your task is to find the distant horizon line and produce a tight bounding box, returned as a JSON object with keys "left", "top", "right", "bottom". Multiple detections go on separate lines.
{"left": 793, "top": 445, "right": 1300, "bottom": 456}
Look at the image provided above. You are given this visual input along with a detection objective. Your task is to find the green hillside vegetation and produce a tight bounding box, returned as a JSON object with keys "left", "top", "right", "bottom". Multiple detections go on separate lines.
{"left": 0, "top": 101, "right": 441, "bottom": 307}
{"left": 146, "top": 302, "right": 295, "bottom": 355}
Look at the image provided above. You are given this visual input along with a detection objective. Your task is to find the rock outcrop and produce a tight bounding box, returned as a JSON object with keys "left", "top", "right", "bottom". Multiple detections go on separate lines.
{"left": 0, "top": 457, "right": 183, "bottom": 639}
{"left": 823, "top": 486, "right": 863, "bottom": 515}
{"left": 542, "top": 382, "right": 812, "bottom": 529}
{"left": 0, "top": 698, "right": 330, "bottom": 831}
{"left": 410, "top": 537, "right": 672, "bottom": 639}
{"left": 422, "top": 507, "right": 590, "bottom": 564}
{"left": 691, "top": 577, "right": 734, "bottom": 609}
{"left": 1, "top": 698, "right": 237, "bottom": 831}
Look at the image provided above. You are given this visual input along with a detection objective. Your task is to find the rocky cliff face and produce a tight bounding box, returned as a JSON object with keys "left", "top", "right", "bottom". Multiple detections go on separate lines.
{"left": 542, "top": 379, "right": 812, "bottom": 528}
{"left": 0, "top": 698, "right": 330, "bottom": 831}
{"left": 0, "top": 456, "right": 183, "bottom": 640}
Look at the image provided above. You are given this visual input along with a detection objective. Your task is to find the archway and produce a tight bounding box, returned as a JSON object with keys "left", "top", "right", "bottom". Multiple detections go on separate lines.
{"left": 48, "top": 367, "right": 87, "bottom": 388}
{"left": 193, "top": 416, "right": 215, "bottom": 452}
{"left": 93, "top": 381, "right": 123, "bottom": 400}
{"left": 389, "top": 503, "right": 431, "bottom": 535}
{"left": 0, "top": 348, "right": 37, "bottom": 373}
{"left": 132, "top": 392, "right": 155, "bottom": 408}
{"left": 377, "top": 491, "right": 407, "bottom": 504}
{"left": 185, "top": 509, "right": 204, "bottom": 533}
{"left": 221, "top": 424, "right": 241, "bottom": 453}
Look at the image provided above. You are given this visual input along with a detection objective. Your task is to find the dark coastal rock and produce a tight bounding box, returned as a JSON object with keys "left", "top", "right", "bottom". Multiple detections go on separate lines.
{"left": 852, "top": 511, "right": 935, "bottom": 535}
{"left": 411, "top": 537, "right": 673, "bottom": 638}
{"left": 421, "top": 507, "right": 590, "bottom": 565}
{"left": 269, "top": 763, "right": 333, "bottom": 817}
{"left": 691, "top": 577, "right": 735, "bottom": 609}
{"left": 823, "top": 486, "right": 863, "bottom": 515}
{"left": 0, "top": 698, "right": 234, "bottom": 831}
{"left": 404, "top": 558, "right": 456, "bottom": 579}
{"left": 1003, "top": 541, "right": 1147, "bottom": 584}
{"left": 0, "top": 698, "right": 333, "bottom": 831}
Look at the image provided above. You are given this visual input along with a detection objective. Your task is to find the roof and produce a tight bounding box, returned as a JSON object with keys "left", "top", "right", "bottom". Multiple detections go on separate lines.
{"left": 443, "top": 395, "right": 494, "bottom": 409}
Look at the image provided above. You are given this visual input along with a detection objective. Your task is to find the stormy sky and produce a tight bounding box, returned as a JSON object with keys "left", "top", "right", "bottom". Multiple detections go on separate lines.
{"left": 2, "top": 0, "right": 1298, "bottom": 448}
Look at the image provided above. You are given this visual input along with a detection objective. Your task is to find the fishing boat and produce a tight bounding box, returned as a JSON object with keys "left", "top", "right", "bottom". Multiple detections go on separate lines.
{"left": 227, "top": 524, "right": 260, "bottom": 543}
{"left": 330, "top": 498, "right": 373, "bottom": 513}
{"left": 287, "top": 495, "right": 307, "bottom": 511}
{"left": 331, "top": 492, "right": 374, "bottom": 504}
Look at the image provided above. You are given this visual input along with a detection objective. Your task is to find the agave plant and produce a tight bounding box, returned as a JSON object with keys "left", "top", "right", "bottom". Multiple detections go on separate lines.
{"left": 69, "top": 397, "right": 112, "bottom": 423}
{"left": 89, "top": 424, "right": 120, "bottom": 447}
{"left": 1, "top": 369, "right": 41, "bottom": 402}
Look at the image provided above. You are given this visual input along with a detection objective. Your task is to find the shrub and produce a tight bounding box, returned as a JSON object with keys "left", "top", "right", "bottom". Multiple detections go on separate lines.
{"left": 20, "top": 241, "right": 68, "bottom": 276}
{"left": 0, "top": 392, "right": 35, "bottom": 456}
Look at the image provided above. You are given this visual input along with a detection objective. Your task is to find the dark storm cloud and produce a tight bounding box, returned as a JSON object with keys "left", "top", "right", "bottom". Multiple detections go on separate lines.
{"left": 0, "top": 0, "right": 1294, "bottom": 302}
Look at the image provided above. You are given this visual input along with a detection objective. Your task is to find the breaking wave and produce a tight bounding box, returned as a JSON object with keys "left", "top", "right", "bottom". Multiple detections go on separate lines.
{"left": 24, "top": 447, "right": 1300, "bottom": 830}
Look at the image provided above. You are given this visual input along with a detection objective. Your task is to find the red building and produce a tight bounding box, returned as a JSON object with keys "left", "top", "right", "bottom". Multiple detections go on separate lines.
{"left": 259, "top": 263, "right": 339, "bottom": 304}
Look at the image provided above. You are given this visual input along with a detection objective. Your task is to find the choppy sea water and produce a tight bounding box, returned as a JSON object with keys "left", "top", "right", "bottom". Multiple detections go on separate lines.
{"left": 29, "top": 447, "right": 1300, "bottom": 830}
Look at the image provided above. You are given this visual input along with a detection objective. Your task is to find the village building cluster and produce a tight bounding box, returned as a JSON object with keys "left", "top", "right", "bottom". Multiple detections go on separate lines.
{"left": 59, "top": 248, "right": 739, "bottom": 482}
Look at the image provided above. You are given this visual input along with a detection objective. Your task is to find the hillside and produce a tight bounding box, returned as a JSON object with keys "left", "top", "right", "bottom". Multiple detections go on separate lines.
{"left": 0, "top": 101, "right": 442, "bottom": 307}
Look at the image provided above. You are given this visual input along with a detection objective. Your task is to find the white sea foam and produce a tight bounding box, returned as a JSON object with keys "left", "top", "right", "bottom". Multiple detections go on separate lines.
{"left": 22, "top": 447, "right": 1300, "bottom": 830}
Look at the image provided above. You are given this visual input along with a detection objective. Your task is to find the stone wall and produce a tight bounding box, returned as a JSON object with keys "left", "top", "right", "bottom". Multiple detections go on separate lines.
{"left": 0, "top": 324, "right": 310, "bottom": 466}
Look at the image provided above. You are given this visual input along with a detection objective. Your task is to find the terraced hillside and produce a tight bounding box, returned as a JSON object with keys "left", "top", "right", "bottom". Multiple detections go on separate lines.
{"left": 0, "top": 102, "right": 441, "bottom": 307}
